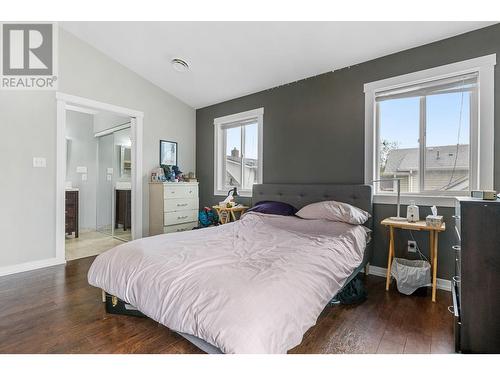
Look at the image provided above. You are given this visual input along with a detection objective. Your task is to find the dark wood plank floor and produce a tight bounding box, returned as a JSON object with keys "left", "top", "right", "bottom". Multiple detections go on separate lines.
{"left": 0, "top": 256, "right": 454, "bottom": 354}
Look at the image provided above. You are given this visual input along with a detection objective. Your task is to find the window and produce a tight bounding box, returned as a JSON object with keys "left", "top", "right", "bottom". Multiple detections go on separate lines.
{"left": 377, "top": 74, "right": 475, "bottom": 194}
{"left": 364, "top": 55, "right": 495, "bottom": 206}
{"left": 214, "top": 108, "right": 263, "bottom": 197}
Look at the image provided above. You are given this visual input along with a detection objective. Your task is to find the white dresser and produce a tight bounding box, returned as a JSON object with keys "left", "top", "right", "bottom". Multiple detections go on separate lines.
{"left": 149, "top": 182, "right": 199, "bottom": 235}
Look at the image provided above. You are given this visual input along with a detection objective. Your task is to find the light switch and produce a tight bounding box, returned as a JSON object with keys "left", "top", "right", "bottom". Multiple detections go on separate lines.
{"left": 33, "top": 157, "right": 47, "bottom": 168}
{"left": 106, "top": 174, "right": 112, "bottom": 181}
{"left": 107, "top": 168, "right": 113, "bottom": 174}
{"left": 81, "top": 173, "right": 87, "bottom": 181}
{"left": 76, "top": 166, "right": 87, "bottom": 174}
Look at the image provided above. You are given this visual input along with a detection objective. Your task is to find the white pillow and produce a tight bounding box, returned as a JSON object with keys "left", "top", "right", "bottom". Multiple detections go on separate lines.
{"left": 296, "top": 200, "right": 370, "bottom": 225}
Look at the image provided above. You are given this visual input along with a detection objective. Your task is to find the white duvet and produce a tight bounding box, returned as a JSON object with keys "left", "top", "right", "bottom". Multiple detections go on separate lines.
{"left": 88, "top": 212, "right": 369, "bottom": 354}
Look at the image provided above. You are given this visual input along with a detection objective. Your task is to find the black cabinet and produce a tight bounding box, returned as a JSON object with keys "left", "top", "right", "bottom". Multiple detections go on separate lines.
{"left": 115, "top": 189, "right": 131, "bottom": 231}
{"left": 454, "top": 197, "right": 500, "bottom": 353}
{"left": 65, "top": 190, "right": 79, "bottom": 238}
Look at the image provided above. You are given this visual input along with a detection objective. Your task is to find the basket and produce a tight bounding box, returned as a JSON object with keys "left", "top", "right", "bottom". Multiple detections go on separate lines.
{"left": 390, "top": 258, "right": 431, "bottom": 295}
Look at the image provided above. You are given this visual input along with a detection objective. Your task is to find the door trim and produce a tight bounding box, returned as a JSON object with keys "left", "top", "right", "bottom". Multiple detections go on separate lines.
{"left": 56, "top": 92, "right": 144, "bottom": 263}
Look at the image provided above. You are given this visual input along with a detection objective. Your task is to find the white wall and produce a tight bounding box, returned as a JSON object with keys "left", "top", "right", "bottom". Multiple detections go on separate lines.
{"left": 0, "top": 92, "right": 56, "bottom": 268}
{"left": 0, "top": 27, "right": 195, "bottom": 272}
{"left": 96, "top": 133, "right": 114, "bottom": 232}
{"left": 66, "top": 111, "right": 97, "bottom": 231}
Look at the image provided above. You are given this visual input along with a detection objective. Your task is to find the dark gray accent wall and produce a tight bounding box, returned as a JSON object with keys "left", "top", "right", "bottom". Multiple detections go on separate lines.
{"left": 196, "top": 24, "right": 500, "bottom": 280}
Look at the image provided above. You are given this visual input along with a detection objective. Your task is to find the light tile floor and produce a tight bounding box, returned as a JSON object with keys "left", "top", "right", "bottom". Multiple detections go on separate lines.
{"left": 113, "top": 227, "right": 133, "bottom": 242}
{"left": 65, "top": 231, "right": 125, "bottom": 261}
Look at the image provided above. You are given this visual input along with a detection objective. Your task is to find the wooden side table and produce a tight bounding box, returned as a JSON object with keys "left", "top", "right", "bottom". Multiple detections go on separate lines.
{"left": 381, "top": 218, "right": 446, "bottom": 302}
{"left": 212, "top": 205, "right": 249, "bottom": 224}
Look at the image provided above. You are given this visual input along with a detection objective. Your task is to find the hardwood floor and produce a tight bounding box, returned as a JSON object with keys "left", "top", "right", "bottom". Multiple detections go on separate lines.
{"left": 0, "top": 256, "right": 454, "bottom": 354}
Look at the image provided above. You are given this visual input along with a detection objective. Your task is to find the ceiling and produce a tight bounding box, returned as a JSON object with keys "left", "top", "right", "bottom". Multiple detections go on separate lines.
{"left": 61, "top": 22, "right": 495, "bottom": 109}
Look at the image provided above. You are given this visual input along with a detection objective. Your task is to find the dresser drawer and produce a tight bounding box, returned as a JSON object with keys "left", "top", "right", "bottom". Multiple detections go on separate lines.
{"left": 164, "top": 221, "right": 198, "bottom": 234}
{"left": 453, "top": 245, "right": 461, "bottom": 277}
{"left": 163, "top": 185, "right": 198, "bottom": 199}
{"left": 450, "top": 280, "right": 461, "bottom": 352}
{"left": 164, "top": 209, "right": 198, "bottom": 226}
{"left": 164, "top": 198, "right": 199, "bottom": 212}
{"left": 453, "top": 202, "right": 461, "bottom": 238}
{"left": 454, "top": 225, "right": 461, "bottom": 242}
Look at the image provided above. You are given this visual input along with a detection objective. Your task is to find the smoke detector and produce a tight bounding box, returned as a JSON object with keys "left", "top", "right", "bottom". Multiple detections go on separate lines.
{"left": 171, "top": 58, "right": 189, "bottom": 72}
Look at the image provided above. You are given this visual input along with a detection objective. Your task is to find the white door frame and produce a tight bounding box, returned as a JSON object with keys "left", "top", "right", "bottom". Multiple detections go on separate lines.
{"left": 56, "top": 92, "right": 144, "bottom": 263}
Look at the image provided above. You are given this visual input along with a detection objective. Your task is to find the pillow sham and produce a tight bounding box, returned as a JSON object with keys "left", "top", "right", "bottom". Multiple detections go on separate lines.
{"left": 246, "top": 201, "right": 298, "bottom": 216}
{"left": 296, "top": 200, "right": 370, "bottom": 225}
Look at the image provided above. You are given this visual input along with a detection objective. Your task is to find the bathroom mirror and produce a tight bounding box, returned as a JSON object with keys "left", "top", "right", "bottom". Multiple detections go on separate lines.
{"left": 120, "top": 146, "right": 131, "bottom": 177}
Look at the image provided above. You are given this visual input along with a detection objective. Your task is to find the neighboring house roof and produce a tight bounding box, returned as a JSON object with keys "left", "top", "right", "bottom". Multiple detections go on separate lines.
{"left": 384, "top": 144, "right": 469, "bottom": 174}
{"left": 226, "top": 156, "right": 258, "bottom": 186}
{"left": 226, "top": 156, "right": 258, "bottom": 168}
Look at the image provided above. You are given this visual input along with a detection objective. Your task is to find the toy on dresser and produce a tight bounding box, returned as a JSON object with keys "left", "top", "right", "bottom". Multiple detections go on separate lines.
{"left": 151, "top": 165, "right": 185, "bottom": 182}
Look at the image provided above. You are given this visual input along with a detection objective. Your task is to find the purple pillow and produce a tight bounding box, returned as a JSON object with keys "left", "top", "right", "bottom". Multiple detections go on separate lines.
{"left": 247, "top": 201, "right": 298, "bottom": 216}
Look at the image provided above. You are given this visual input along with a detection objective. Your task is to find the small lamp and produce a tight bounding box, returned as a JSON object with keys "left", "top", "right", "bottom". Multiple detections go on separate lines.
{"left": 372, "top": 178, "right": 406, "bottom": 221}
{"left": 227, "top": 187, "right": 238, "bottom": 198}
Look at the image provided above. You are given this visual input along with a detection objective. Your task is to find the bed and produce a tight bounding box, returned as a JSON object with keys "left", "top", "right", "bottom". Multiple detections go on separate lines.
{"left": 88, "top": 183, "right": 373, "bottom": 354}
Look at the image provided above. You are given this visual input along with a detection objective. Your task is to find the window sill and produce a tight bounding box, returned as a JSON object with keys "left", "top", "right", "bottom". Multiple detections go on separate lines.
{"left": 214, "top": 190, "right": 252, "bottom": 198}
{"left": 373, "top": 194, "right": 465, "bottom": 208}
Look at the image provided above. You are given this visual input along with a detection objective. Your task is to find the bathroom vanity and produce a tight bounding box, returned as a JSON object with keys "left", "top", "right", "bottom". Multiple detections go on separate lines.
{"left": 65, "top": 188, "right": 79, "bottom": 238}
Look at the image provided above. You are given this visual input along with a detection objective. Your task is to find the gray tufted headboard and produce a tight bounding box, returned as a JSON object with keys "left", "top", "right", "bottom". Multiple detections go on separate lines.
{"left": 251, "top": 183, "right": 373, "bottom": 228}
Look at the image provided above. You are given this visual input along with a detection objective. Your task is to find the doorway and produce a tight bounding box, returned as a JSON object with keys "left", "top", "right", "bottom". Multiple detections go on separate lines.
{"left": 56, "top": 93, "right": 143, "bottom": 263}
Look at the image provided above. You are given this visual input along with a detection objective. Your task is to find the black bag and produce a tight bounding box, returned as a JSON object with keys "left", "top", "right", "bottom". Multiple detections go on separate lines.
{"left": 330, "top": 274, "right": 367, "bottom": 305}
{"left": 104, "top": 293, "right": 146, "bottom": 318}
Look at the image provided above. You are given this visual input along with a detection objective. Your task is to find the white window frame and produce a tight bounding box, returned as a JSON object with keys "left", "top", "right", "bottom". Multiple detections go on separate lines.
{"left": 364, "top": 54, "right": 495, "bottom": 207}
{"left": 214, "top": 107, "right": 264, "bottom": 197}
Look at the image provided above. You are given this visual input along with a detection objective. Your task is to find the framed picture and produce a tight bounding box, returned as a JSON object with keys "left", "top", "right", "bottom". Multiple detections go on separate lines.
{"left": 159, "top": 140, "right": 178, "bottom": 166}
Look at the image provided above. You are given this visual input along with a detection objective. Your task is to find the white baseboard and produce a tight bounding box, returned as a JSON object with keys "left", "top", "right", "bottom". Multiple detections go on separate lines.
{"left": 0, "top": 257, "right": 66, "bottom": 277}
{"left": 364, "top": 264, "right": 451, "bottom": 292}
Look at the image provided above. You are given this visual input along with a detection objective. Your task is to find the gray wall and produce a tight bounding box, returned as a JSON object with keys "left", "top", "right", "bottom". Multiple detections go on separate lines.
{"left": 0, "top": 28, "right": 195, "bottom": 269}
{"left": 66, "top": 111, "right": 97, "bottom": 231}
{"left": 196, "top": 24, "right": 500, "bottom": 280}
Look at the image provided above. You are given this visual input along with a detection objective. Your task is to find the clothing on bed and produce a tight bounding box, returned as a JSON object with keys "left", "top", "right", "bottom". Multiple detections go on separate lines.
{"left": 246, "top": 200, "right": 298, "bottom": 216}
{"left": 88, "top": 212, "right": 368, "bottom": 354}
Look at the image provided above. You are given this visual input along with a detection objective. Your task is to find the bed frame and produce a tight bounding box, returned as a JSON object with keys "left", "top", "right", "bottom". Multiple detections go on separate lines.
{"left": 179, "top": 183, "right": 373, "bottom": 353}
{"left": 105, "top": 183, "right": 373, "bottom": 354}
